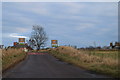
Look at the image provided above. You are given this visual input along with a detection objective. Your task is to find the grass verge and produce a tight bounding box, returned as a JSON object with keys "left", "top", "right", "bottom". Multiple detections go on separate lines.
{"left": 48, "top": 46, "right": 119, "bottom": 78}
{"left": 2, "top": 48, "right": 27, "bottom": 72}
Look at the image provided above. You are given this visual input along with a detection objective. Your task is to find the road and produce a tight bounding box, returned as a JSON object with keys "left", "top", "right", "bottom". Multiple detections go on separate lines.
{"left": 3, "top": 52, "right": 110, "bottom": 78}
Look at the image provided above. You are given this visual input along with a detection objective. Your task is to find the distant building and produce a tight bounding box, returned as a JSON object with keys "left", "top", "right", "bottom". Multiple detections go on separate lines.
{"left": 0, "top": 45, "right": 4, "bottom": 49}
{"left": 13, "top": 42, "right": 18, "bottom": 46}
{"left": 110, "top": 42, "right": 120, "bottom": 49}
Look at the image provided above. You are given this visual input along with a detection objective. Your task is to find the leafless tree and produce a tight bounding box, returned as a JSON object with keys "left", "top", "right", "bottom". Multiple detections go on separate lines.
{"left": 28, "top": 25, "right": 48, "bottom": 50}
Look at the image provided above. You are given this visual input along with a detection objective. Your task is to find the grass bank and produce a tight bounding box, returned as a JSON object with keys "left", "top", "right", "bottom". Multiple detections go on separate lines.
{"left": 2, "top": 48, "right": 27, "bottom": 72}
{"left": 48, "top": 46, "right": 119, "bottom": 78}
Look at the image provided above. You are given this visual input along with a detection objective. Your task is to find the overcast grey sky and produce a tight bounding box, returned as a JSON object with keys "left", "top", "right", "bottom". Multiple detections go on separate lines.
{"left": 2, "top": 2, "right": 118, "bottom": 48}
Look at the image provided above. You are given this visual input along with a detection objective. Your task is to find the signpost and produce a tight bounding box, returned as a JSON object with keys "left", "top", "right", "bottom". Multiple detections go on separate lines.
{"left": 19, "top": 38, "right": 25, "bottom": 45}
{"left": 19, "top": 38, "right": 25, "bottom": 43}
{"left": 51, "top": 40, "right": 58, "bottom": 47}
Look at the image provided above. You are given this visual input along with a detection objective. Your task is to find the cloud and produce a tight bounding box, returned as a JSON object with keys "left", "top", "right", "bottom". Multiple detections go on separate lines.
{"left": 15, "top": 27, "right": 30, "bottom": 33}
{"left": 75, "top": 23, "right": 95, "bottom": 31}
{"left": 61, "top": 3, "right": 85, "bottom": 15}
{"left": 8, "top": 3, "right": 50, "bottom": 16}
{"left": 2, "top": 2, "right": 118, "bottom": 47}
{"left": 9, "top": 33, "right": 28, "bottom": 38}
{"left": 2, "top": 0, "right": 120, "bottom": 2}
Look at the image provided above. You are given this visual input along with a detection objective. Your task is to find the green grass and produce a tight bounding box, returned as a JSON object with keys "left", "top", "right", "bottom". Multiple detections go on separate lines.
{"left": 85, "top": 50, "right": 119, "bottom": 59}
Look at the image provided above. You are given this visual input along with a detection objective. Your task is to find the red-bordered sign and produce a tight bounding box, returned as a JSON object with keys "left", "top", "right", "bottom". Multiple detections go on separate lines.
{"left": 51, "top": 40, "right": 57, "bottom": 44}
{"left": 19, "top": 38, "right": 25, "bottom": 42}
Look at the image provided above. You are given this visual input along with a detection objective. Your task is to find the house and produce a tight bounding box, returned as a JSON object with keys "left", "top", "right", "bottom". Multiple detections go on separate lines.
{"left": 110, "top": 42, "right": 120, "bottom": 49}
{"left": 0, "top": 45, "right": 4, "bottom": 49}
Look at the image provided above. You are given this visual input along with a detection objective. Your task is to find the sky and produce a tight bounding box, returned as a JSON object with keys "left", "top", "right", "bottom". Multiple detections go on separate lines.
{"left": 1, "top": 2, "right": 118, "bottom": 48}
{"left": 1, "top": 0, "right": 120, "bottom": 2}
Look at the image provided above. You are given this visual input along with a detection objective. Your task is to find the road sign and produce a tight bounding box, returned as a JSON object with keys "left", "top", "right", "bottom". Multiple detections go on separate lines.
{"left": 51, "top": 40, "right": 58, "bottom": 47}
{"left": 19, "top": 38, "right": 25, "bottom": 43}
{"left": 51, "top": 40, "right": 57, "bottom": 44}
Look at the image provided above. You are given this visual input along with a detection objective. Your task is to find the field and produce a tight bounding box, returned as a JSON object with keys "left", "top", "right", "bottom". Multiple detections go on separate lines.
{"left": 2, "top": 48, "right": 27, "bottom": 72}
{"left": 48, "top": 46, "right": 119, "bottom": 78}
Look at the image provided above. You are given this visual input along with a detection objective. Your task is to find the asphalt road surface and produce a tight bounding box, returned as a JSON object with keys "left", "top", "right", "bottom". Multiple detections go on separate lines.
{"left": 3, "top": 52, "right": 111, "bottom": 78}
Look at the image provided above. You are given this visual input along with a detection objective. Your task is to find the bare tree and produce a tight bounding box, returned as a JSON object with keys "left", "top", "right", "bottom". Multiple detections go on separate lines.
{"left": 28, "top": 25, "right": 48, "bottom": 50}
